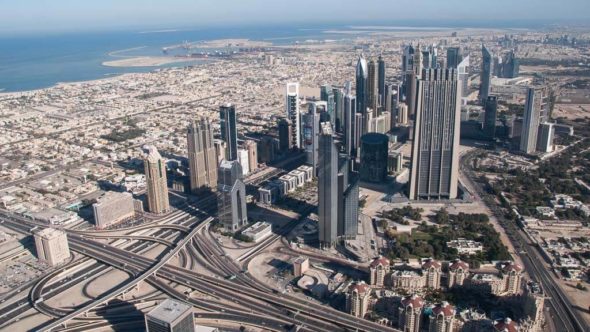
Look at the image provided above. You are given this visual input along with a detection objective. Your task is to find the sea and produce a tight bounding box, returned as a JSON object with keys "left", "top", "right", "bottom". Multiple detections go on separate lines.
{"left": 0, "top": 21, "right": 549, "bottom": 93}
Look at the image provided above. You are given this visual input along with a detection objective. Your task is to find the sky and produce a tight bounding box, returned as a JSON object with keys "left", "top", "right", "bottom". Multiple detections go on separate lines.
{"left": 1, "top": 0, "right": 589, "bottom": 35}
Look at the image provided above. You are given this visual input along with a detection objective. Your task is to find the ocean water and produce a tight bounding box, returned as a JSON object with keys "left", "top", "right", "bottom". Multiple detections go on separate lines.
{"left": 0, "top": 20, "right": 548, "bottom": 92}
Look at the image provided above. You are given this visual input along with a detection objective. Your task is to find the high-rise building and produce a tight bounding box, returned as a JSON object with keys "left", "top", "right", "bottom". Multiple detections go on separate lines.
{"left": 448, "top": 259, "right": 469, "bottom": 288}
{"left": 360, "top": 133, "right": 389, "bottom": 183}
{"left": 34, "top": 228, "right": 70, "bottom": 267}
{"left": 187, "top": 118, "right": 218, "bottom": 193}
{"left": 520, "top": 87, "right": 548, "bottom": 154}
{"left": 343, "top": 93, "right": 357, "bottom": 157}
{"left": 484, "top": 96, "right": 498, "bottom": 139}
{"left": 480, "top": 45, "right": 493, "bottom": 102}
{"left": 278, "top": 118, "right": 292, "bottom": 153}
{"left": 303, "top": 101, "right": 326, "bottom": 176}
{"left": 537, "top": 122, "right": 555, "bottom": 153}
{"left": 333, "top": 87, "right": 344, "bottom": 133}
{"left": 337, "top": 156, "right": 359, "bottom": 239}
{"left": 422, "top": 259, "right": 442, "bottom": 289}
{"left": 144, "top": 146, "right": 170, "bottom": 214}
{"left": 286, "top": 83, "right": 301, "bottom": 149}
{"left": 244, "top": 140, "right": 258, "bottom": 173}
{"left": 145, "top": 299, "right": 195, "bottom": 332}
{"left": 93, "top": 191, "right": 135, "bottom": 229}
{"left": 409, "top": 68, "right": 461, "bottom": 200}
{"left": 398, "top": 295, "right": 424, "bottom": 332}
{"left": 213, "top": 139, "right": 226, "bottom": 164}
{"left": 367, "top": 59, "right": 379, "bottom": 115}
{"left": 397, "top": 102, "right": 409, "bottom": 125}
{"left": 318, "top": 122, "right": 339, "bottom": 248}
{"left": 220, "top": 104, "right": 238, "bottom": 161}
{"left": 346, "top": 282, "right": 371, "bottom": 318}
{"left": 217, "top": 160, "right": 247, "bottom": 232}
{"left": 457, "top": 56, "right": 471, "bottom": 104}
{"left": 429, "top": 302, "right": 456, "bottom": 332}
{"left": 356, "top": 54, "right": 368, "bottom": 130}
{"left": 320, "top": 84, "right": 335, "bottom": 122}
{"left": 402, "top": 45, "right": 415, "bottom": 73}
{"left": 500, "top": 50, "right": 520, "bottom": 78}
{"left": 378, "top": 55, "right": 386, "bottom": 110}
{"left": 237, "top": 149, "right": 250, "bottom": 176}
{"left": 446, "top": 47, "right": 462, "bottom": 68}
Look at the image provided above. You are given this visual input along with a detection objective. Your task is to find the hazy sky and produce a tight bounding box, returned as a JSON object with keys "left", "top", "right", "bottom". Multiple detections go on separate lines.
{"left": 1, "top": 0, "right": 589, "bottom": 35}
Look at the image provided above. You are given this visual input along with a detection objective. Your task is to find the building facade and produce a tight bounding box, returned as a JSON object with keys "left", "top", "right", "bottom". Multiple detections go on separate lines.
{"left": 145, "top": 299, "right": 195, "bottom": 332}
{"left": 317, "top": 122, "right": 339, "bottom": 248}
{"left": 346, "top": 281, "right": 371, "bottom": 318}
{"left": 359, "top": 133, "right": 389, "bottom": 183}
{"left": 217, "top": 160, "right": 247, "bottom": 232}
{"left": 187, "top": 118, "right": 218, "bottom": 193}
{"left": 144, "top": 146, "right": 170, "bottom": 214}
{"left": 220, "top": 104, "right": 238, "bottom": 161}
{"left": 93, "top": 191, "right": 135, "bottom": 229}
{"left": 286, "top": 83, "right": 301, "bottom": 149}
{"left": 34, "top": 228, "right": 70, "bottom": 266}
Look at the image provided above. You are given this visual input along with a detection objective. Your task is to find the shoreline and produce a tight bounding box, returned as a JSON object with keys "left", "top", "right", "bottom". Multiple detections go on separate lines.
{"left": 102, "top": 56, "right": 209, "bottom": 68}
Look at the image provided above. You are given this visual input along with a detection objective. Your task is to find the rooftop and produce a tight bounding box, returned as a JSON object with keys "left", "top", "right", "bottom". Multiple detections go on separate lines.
{"left": 147, "top": 299, "right": 192, "bottom": 323}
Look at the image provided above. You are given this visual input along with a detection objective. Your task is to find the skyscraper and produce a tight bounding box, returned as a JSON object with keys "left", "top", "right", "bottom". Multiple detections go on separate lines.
{"left": 337, "top": 156, "right": 359, "bottom": 239}
{"left": 217, "top": 160, "right": 247, "bottom": 232}
{"left": 278, "top": 118, "right": 292, "bottom": 153}
{"left": 244, "top": 140, "right": 258, "bottom": 173}
{"left": 343, "top": 92, "right": 357, "bottom": 157}
{"left": 220, "top": 104, "right": 238, "bottom": 161}
{"left": 333, "top": 87, "right": 344, "bottom": 133}
{"left": 356, "top": 54, "right": 368, "bottom": 131}
{"left": 480, "top": 44, "right": 493, "bottom": 102}
{"left": 484, "top": 95, "right": 498, "bottom": 139}
{"left": 367, "top": 59, "right": 379, "bottom": 115}
{"left": 144, "top": 146, "right": 170, "bottom": 214}
{"left": 318, "top": 122, "right": 339, "bottom": 248}
{"left": 520, "top": 86, "right": 548, "bottom": 154}
{"left": 409, "top": 68, "right": 461, "bottom": 200}
{"left": 402, "top": 45, "right": 415, "bottom": 73}
{"left": 360, "top": 133, "right": 389, "bottom": 183}
{"left": 286, "top": 83, "right": 301, "bottom": 149}
{"left": 537, "top": 122, "right": 555, "bottom": 153}
{"left": 446, "top": 47, "right": 462, "bottom": 68}
{"left": 320, "top": 84, "right": 335, "bottom": 122}
{"left": 457, "top": 55, "right": 470, "bottom": 104}
{"left": 303, "top": 101, "right": 326, "bottom": 176}
{"left": 187, "top": 118, "right": 218, "bottom": 193}
{"left": 378, "top": 55, "right": 386, "bottom": 110}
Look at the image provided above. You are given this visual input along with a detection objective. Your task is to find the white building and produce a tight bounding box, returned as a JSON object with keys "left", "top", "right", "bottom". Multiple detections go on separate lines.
{"left": 93, "top": 191, "right": 136, "bottom": 229}
{"left": 237, "top": 149, "right": 250, "bottom": 176}
{"left": 447, "top": 238, "right": 484, "bottom": 255}
{"left": 242, "top": 221, "right": 273, "bottom": 242}
{"left": 34, "top": 228, "right": 70, "bottom": 266}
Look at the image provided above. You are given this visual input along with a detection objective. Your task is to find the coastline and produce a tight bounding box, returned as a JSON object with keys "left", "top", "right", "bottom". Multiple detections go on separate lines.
{"left": 102, "top": 56, "right": 208, "bottom": 67}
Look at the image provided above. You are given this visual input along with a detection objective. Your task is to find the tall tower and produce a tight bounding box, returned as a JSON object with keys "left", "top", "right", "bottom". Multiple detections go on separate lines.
{"left": 520, "top": 86, "right": 547, "bottom": 154}
{"left": 333, "top": 87, "right": 344, "bottom": 133}
{"left": 367, "top": 59, "right": 379, "bottom": 115}
{"left": 144, "top": 146, "right": 170, "bottom": 214}
{"left": 217, "top": 160, "right": 247, "bottom": 232}
{"left": 356, "top": 54, "right": 368, "bottom": 133}
{"left": 187, "top": 118, "right": 218, "bottom": 193}
{"left": 446, "top": 47, "right": 462, "bottom": 68}
{"left": 244, "top": 140, "right": 258, "bottom": 173}
{"left": 220, "top": 104, "right": 238, "bottom": 161}
{"left": 344, "top": 92, "right": 357, "bottom": 157}
{"left": 320, "top": 84, "right": 335, "bottom": 122}
{"left": 278, "top": 118, "right": 292, "bottom": 153}
{"left": 409, "top": 68, "right": 461, "bottom": 200}
{"left": 484, "top": 95, "right": 498, "bottom": 139}
{"left": 337, "top": 155, "right": 359, "bottom": 239}
{"left": 480, "top": 44, "right": 493, "bottom": 102}
{"left": 378, "top": 55, "right": 386, "bottom": 111}
{"left": 304, "top": 101, "right": 326, "bottom": 176}
{"left": 318, "top": 122, "right": 339, "bottom": 248}
{"left": 286, "top": 83, "right": 301, "bottom": 149}
{"left": 457, "top": 55, "right": 470, "bottom": 104}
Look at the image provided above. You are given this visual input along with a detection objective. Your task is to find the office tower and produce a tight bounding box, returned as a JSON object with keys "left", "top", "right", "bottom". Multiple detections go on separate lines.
{"left": 493, "top": 55, "right": 503, "bottom": 77}
{"left": 346, "top": 282, "right": 371, "bottom": 318}
{"left": 258, "top": 136, "right": 277, "bottom": 164}
{"left": 144, "top": 146, "right": 170, "bottom": 214}
{"left": 244, "top": 140, "right": 258, "bottom": 172}
{"left": 286, "top": 83, "right": 301, "bottom": 149}
{"left": 397, "top": 102, "right": 409, "bottom": 125}
{"left": 318, "top": 122, "right": 338, "bottom": 248}
{"left": 367, "top": 59, "right": 379, "bottom": 115}
{"left": 303, "top": 101, "right": 325, "bottom": 175}
{"left": 429, "top": 302, "right": 456, "bottom": 332}
{"left": 409, "top": 68, "right": 461, "bottom": 200}
{"left": 337, "top": 155, "right": 359, "bottom": 239}
{"left": 457, "top": 55, "right": 470, "bottom": 104}
{"left": 145, "top": 299, "right": 195, "bottom": 332}
{"left": 501, "top": 50, "right": 520, "bottom": 78}
{"left": 353, "top": 113, "right": 364, "bottom": 159}
{"left": 187, "top": 118, "right": 218, "bottom": 193}
{"left": 398, "top": 295, "right": 424, "bottom": 332}
{"left": 368, "top": 112, "right": 390, "bottom": 134}
{"left": 446, "top": 47, "right": 462, "bottom": 68}
{"left": 369, "top": 256, "right": 390, "bottom": 287}
{"left": 237, "top": 149, "right": 249, "bottom": 176}
{"left": 34, "top": 228, "right": 70, "bottom": 267}
{"left": 343, "top": 93, "right": 356, "bottom": 157}
{"left": 278, "top": 118, "right": 292, "bottom": 153}
{"left": 360, "top": 133, "right": 389, "bottom": 183}
{"left": 320, "top": 84, "right": 335, "bottom": 122}
{"left": 480, "top": 45, "right": 493, "bottom": 102}
{"left": 378, "top": 55, "right": 386, "bottom": 109}
{"left": 356, "top": 54, "right": 368, "bottom": 128}
{"left": 484, "top": 95, "right": 498, "bottom": 139}
{"left": 388, "top": 151, "right": 403, "bottom": 174}
{"left": 213, "top": 139, "right": 226, "bottom": 163}
{"left": 93, "top": 191, "right": 135, "bottom": 229}
{"left": 402, "top": 45, "right": 415, "bottom": 73}
{"left": 217, "top": 160, "right": 247, "bottom": 232}
{"left": 537, "top": 122, "right": 555, "bottom": 153}
{"left": 220, "top": 104, "right": 238, "bottom": 161}
{"left": 333, "top": 87, "right": 344, "bottom": 132}
{"left": 520, "top": 87, "right": 548, "bottom": 154}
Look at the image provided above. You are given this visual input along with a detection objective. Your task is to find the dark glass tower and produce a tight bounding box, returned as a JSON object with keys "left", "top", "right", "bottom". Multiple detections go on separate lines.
{"left": 378, "top": 55, "right": 386, "bottom": 111}
{"left": 484, "top": 96, "right": 498, "bottom": 139}
{"left": 479, "top": 45, "right": 493, "bottom": 102}
{"left": 220, "top": 104, "right": 238, "bottom": 161}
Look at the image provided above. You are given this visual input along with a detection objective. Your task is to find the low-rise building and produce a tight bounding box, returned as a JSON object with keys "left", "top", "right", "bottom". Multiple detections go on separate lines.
{"left": 346, "top": 281, "right": 371, "bottom": 318}
{"left": 92, "top": 191, "right": 136, "bottom": 229}
{"left": 34, "top": 228, "right": 70, "bottom": 266}
{"left": 241, "top": 221, "right": 272, "bottom": 242}
{"left": 447, "top": 238, "right": 484, "bottom": 255}
{"left": 293, "top": 256, "right": 309, "bottom": 277}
